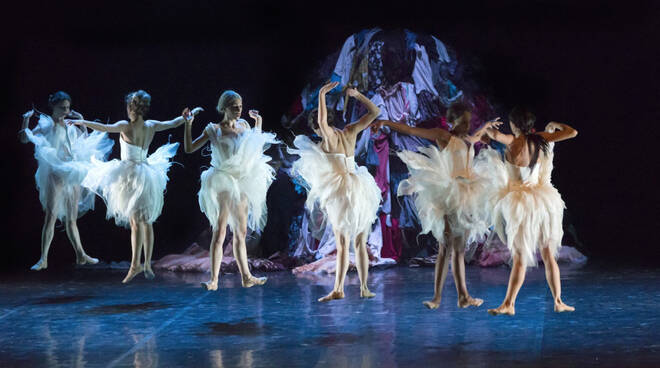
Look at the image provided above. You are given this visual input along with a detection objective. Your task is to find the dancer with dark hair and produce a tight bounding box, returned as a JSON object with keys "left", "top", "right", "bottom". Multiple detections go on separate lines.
{"left": 372, "top": 102, "right": 500, "bottom": 309}
{"left": 183, "top": 90, "right": 278, "bottom": 291}
{"left": 68, "top": 90, "right": 193, "bottom": 283}
{"left": 484, "top": 106, "right": 577, "bottom": 315}
{"left": 289, "top": 82, "right": 382, "bottom": 302}
{"left": 20, "top": 91, "right": 113, "bottom": 270}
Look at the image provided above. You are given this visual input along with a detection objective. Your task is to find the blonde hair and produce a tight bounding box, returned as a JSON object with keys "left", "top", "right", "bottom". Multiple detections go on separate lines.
{"left": 216, "top": 90, "right": 242, "bottom": 115}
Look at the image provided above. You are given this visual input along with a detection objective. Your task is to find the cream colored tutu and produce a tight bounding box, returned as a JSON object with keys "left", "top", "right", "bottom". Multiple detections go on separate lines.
{"left": 198, "top": 122, "right": 278, "bottom": 232}
{"left": 288, "top": 135, "right": 380, "bottom": 238}
{"left": 82, "top": 138, "right": 178, "bottom": 227}
{"left": 485, "top": 142, "right": 565, "bottom": 267}
{"left": 396, "top": 136, "right": 491, "bottom": 247}
{"left": 25, "top": 115, "right": 114, "bottom": 221}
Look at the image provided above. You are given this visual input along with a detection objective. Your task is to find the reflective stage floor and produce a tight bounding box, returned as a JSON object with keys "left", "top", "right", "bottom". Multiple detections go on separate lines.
{"left": 1, "top": 263, "right": 658, "bottom": 367}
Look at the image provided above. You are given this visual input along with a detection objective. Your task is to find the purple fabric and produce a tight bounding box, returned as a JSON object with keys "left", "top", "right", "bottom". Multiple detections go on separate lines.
{"left": 372, "top": 132, "right": 390, "bottom": 197}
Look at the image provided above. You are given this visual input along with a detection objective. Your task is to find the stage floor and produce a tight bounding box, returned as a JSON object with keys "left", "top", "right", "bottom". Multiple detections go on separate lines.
{"left": 0, "top": 264, "right": 658, "bottom": 367}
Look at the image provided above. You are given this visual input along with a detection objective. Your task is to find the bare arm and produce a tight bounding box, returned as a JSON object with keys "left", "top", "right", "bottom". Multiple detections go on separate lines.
{"left": 485, "top": 126, "right": 515, "bottom": 145}
{"left": 465, "top": 118, "right": 502, "bottom": 144}
{"left": 317, "top": 81, "right": 340, "bottom": 141}
{"left": 248, "top": 110, "right": 263, "bottom": 131}
{"left": 537, "top": 122, "right": 578, "bottom": 142}
{"left": 67, "top": 119, "right": 129, "bottom": 133}
{"left": 373, "top": 119, "right": 451, "bottom": 145}
{"left": 151, "top": 107, "right": 197, "bottom": 132}
{"left": 345, "top": 88, "right": 381, "bottom": 134}
{"left": 19, "top": 110, "right": 38, "bottom": 143}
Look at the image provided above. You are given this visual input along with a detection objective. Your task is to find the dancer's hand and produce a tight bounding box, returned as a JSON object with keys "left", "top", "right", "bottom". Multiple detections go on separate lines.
{"left": 23, "top": 109, "right": 35, "bottom": 120}
{"left": 485, "top": 117, "right": 503, "bottom": 129}
{"left": 370, "top": 120, "right": 384, "bottom": 133}
{"left": 65, "top": 119, "right": 84, "bottom": 126}
{"left": 248, "top": 109, "right": 261, "bottom": 121}
{"left": 346, "top": 87, "right": 360, "bottom": 98}
{"left": 191, "top": 107, "right": 204, "bottom": 116}
{"left": 68, "top": 110, "right": 84, "bottom": 120}
{"left": 545, "top": 121, "right": 561, "bottom": 132}
{"left": 319, "top": 81, "right": 339, "bottom": 95}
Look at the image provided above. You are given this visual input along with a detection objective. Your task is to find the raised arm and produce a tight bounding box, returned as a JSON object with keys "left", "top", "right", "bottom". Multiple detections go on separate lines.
{"left": 372, "top": 119, "right": 452, "bottom": 146}
{"left": 317, "top": 81, "right": 340, "bottom": 140}
{"left": 19, "top": 110, "right": 38, "bottom": 143}
{"left": 465, "top": 118, "right": 502, "bottom": 144}
{"left": 345, "top": 88, "right": 381, "bottom": 134}
{"left": 537, "top": 122, "right": 578, "bottom": 142}
{"left": 183, "top": 108, "right": 210, "bottom": 153}
{"left": 248, "top": 109, "right": 263, "bottom": 131}
{"left": 67, "top": 119, "right": 129, "bottom": 133}
{"left": 485, "top": 124, "right": 515, "bottom": 146}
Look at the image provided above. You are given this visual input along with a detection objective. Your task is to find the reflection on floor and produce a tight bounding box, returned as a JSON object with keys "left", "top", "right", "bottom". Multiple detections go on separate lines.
{"left": 0, "top": 264, "right": 658, "bottom": 367}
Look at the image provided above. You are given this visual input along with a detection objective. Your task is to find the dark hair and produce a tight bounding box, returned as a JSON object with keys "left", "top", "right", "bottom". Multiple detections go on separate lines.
{"left": 125, "top": 90, "right": 151, "bottom": 117}
{"left": 447, "top": 101, "right": 472, "bottom": 135}
{"left": 509, "top": 106, "right": 548, "bottom": 168}
{"left": 308, "top": 108, "right": 335, "bottom": 131}
{"left": 48, "top": 91, "right": 71, "bottom": 109}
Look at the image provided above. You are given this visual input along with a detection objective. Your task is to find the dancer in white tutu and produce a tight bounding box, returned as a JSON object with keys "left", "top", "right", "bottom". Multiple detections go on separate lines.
{"left": 68, "top": 90, "right": 190, "bottom": 283}
{"left": 20, "top": 91, "right": 113, "bottom": 270}
{"left": 372, "top": 102, "right": 500, "bottom": 309}
{"left": 483, "top": 107, "right": 577, "bottom": 315}
{"left": 183, "top": 90, "right": 278, "bottom": 290}
{"left": 289, "top": 81, "right": 381, "bottom": 302}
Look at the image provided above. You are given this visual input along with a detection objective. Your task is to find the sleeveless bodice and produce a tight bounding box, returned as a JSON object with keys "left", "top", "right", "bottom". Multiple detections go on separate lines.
{"left": 120, "top": 138, "right": 148, "bottom": 162}
{"left": 39, "top": 116, "right": 76, "bottom": 160}
{"left": 205, "top": 121, "right": 249, "bottom": 168}
{"left": 326, "top": 153, "right": 357, "bottom": 174}
{"left": 446, "top": 136, "right": 473, "bottom": 178}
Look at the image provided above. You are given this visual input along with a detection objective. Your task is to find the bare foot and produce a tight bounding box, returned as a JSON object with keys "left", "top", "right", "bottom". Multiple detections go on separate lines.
{"left": 554, "top": 301, "right": 575, "bottom": 313}
{"left": 487, "top": 304, "right": 515, "bottom": 316}
{"left": 458, "top": 295, "right": 484, "bottom": 308}
{"left": 122, "top": 265, "right": 144, "bottom": 284}
{"left": 144, "top": 266, "right": 155, "bottom": 280}
{"left": 360, "top": 287, "right": 376, "bottom": 299}
{"left": 30, "top": 259, "right": 48, "bottom": 271}
{"left": 318, "top": 291, "right": 345, "bottom": 302}
{"left": 76, "top": 254, "right": 99, "bottom": 265}
{"left": 423, "top": 299, "right": 440, "bottom": 309}
{"left": 242, "top": 276, "right": 267, "bottom": 288}
{"left": 201, "top": 280, "right": 218, "bottom": 291}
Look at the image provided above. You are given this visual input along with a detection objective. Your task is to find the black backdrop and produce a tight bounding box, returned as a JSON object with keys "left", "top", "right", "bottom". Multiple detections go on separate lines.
{"left": 3, "top": 1, "right": 659, "bottom": 272}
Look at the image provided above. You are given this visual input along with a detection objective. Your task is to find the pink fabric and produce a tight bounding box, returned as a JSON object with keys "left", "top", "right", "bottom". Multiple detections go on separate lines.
{"left": 372, "top": 131, "right": 390, "bottom": 197}
{"left": 379, "top": 213, "right": 402, "bottom": 261}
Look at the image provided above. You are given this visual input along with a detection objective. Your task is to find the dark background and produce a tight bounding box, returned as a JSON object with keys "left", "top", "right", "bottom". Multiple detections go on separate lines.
{"left": 3, "top": 0, "right": 659, "bottom": 272}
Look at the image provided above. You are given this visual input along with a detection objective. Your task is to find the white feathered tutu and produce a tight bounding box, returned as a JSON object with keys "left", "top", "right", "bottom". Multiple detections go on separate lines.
{"left": 25, "top": 115, "right": 114, "bottom": 221}
{"left": 288, "top": 135, "right": 380, "bottom": 238}
{"left": 198, "top": 122, "right": 278, "bottom": 232}
{"left": 396, "top": 136, "right": 491, "bottom": 247}
{"left": 485, "top": 142, "right": 565, "bottom": 267}
{"left": 82, "top": 138, "right": 178, "bottom": 227}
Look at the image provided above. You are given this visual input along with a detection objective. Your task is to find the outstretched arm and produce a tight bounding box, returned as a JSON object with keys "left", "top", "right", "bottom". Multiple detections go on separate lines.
{"left": 372, "top": 119, "right": 451, "bottom": 146}
{"left": 485, "top": 124, "right": 515, "bottom": 146}
{"left": 67, "top": 119, "right": 129, "bottom": 133}
{"left": 152, "top": 107, "right": 202, "bottom": 132}
{"left": 317, "top": 81, "right": 340, "bottom": 140}
{"left": 345, "top": 88, "right": 381, "bottom": 134}
{"left": 537, "top": 122, "right": 578, "bottom": 142}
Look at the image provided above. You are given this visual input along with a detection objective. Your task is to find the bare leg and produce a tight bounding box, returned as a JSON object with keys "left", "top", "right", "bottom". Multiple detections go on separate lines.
{"left": 235, "top": 197, "right": 266, "bottom": 288}
{"left": 355, "top": 231, "right": 375, "bottom": 298}
{"left": 452, "top": 235, "right": 483, "bottom": 308}
{"left": 318, "top": 229, "right": 348, "bottom": 302}
{"left": 541, "top": 246, "right": 575, "bottom": 312}
{"left": 422, "top": 243, "right": 450, "bottom": 309}
{"left": 32, "top": 212, "right": 57, "bottom": 270}
{"left": 65, "top": 187, "right": 98, "bottom": 265}
{"left": 122, "top": 216, "right": 145, "bottom": 283}
{"left": 202, "top": 199, "right": 229, "bottom": 291}
{"left": 488, "top": 251, "right": 525, "bottom": 316}
{"left": 142, "top": 223, "right": 155, "bottom": 279}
